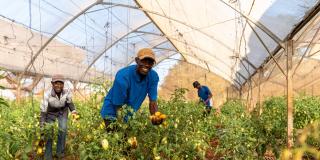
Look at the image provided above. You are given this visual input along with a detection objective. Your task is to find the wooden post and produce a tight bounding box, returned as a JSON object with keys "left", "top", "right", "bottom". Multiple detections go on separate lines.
{"left": 246, "top": 81, "right": 251, "bottom": 112}
{"left": 71, "top": 81, "right": 87, "bottom": 100}
{"left": 16, "top": 82, "right": 21, "bottom": 103}
{"left": 226, "top": 87, "right": 229, "bottom": 100}
{"left": 258, "top": 68, "right": 263, "bottom": 114}
{"left": 239, "top": 86, "right": 242, "bottom": 99}
{"left": 312, "top": 74, "right": 314, "bottom": 96}
{"left": 6, "top": 73, "right": 23, "bottom": 103}
{"left": 26, "top": 75, "right": 43, "bottom": 92}
{"left": 286, "top": 39, "right": 294, "bottom": 148}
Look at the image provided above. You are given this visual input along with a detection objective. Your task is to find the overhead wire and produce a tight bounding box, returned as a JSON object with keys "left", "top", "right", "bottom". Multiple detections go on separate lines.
{"left": 127, "top": 0, "right": 130, "bottom": 66}
{"left": 26, "top": 0, "right": 36, "bottom": 74}
{"left": 103, "top": 14, "right": 109, "bottom": 81}
{"left": 42, "top": 0, "right": 106, "bottom": 39}
{"left": 230, "top": 1, "right": 239, "bottom": 85}
{"left": 109, "top": 11, "right": 152, "bottom": 47}
{"left": 238, "top": 0, "right": 254, "bottom": 101}
{"left": 235, "top": 0, "right": 256, "bottom": 87}
{"left": 84, "top": 13, "right": 89, "bottom": 66}
{"left": 80, "top": 2, "right": 142, "bottom": 75}
{"left": 38, "top": 0, "right": 45, "bottom": 92}
{"left": 40, "top": 0, "right": 134, "bottom": 63}
{"left": 0, "top": 13, "right": 100, "bottom": 54}
{"left": 27, "top": 0, "right": 37, "bottom": 159}
{"left": 110, "top": 0, "right": 113, "bottom": 79}
{"left": 40, "top": 1, "right": 126, "bottom": 82}
{"left": 176, "top": 0, "right": 201, "bottom": 62}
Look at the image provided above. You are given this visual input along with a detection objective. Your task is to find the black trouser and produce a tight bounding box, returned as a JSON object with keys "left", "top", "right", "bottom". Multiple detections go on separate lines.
{"left": 203, "top": 106, "right": 212, "bottom": 117}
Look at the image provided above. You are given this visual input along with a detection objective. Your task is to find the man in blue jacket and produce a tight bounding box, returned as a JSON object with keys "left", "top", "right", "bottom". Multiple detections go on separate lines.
{"left": 193, "top": 81, "right": 213, "bottom": 115}
{"left": 100, "top": 48, "right": 162, "bottom": 131}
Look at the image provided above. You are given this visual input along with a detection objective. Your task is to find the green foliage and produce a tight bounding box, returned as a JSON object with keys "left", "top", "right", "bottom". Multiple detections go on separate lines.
{"left": 294, "top": 96, "right": 320, "bottom": 129}
{"left": 216, "top": 99, "right": 260, "bottom": 159}
{"left": 170, "top": 87, "right": 189, "bottom": 103}
{"left": 220, "top": 99, "right": 245, "bottom": 116}
{"left": 259, "top": 96, "right": 287, "bottom": 156}
{"left": 0, "top": 99, "right": 40, "bottom": 159}
{"left": 213, "top": 96, "right": 320, "bottom": 159}
{"left": 1, "top": 94, "right": 320, "bottom": 159}
{"left": 280, "top": 120, "right": 320, "bottom": 160}
{"left": 0, "top": 96, "right": 211, "bottom": 159}
{"left": 0, "top": 73, "right": 9, "bottom": 108}
{"left": 0, "top": 96, "right": 9, "bottom": 108}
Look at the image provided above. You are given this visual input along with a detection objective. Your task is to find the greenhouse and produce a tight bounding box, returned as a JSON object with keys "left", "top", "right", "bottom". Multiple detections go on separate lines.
{"left": 0, "top": 0, "right": 319, "bottom": 159}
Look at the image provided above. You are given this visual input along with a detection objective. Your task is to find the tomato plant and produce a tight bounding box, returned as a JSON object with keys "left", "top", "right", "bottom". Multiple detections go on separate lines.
{"left": 0, "top": 90, "right": 319, "bottom": 159}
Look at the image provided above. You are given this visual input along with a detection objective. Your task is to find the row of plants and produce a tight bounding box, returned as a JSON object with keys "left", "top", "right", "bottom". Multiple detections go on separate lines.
{"left": 213, "top": 96, "right": 320, "bottom": 159}
{"left": 0, "top": 88, "right": 215, "bottom": 159}
{"left": 0, "top": 87, "right": 319, "bottom": 159}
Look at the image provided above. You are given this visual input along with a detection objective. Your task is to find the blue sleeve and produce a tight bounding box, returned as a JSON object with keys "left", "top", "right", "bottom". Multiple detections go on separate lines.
{"left": 110, "top": 73, "right": 129, "bottom": 105}
{"left": 205, "top": 86, "right": 212, "bottom": 95}
{"left": 148, "top": 71, "right": 159, "bottom": 101}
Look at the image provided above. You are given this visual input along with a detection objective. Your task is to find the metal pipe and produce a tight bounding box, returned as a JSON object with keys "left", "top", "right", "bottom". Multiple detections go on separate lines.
{"left": 79, "top": 21, "right": 152, "bottom": 80}
{"left": 23, "top": 0, "right": 102, "bottom": 74}
{"left": 219, "top": 0, "right": 284, "bottom": 48}
{"left": 247, "top": 22, "right": 287, "bottom": 76}
{"left": 293, "top": 26, "right": 320, "bottom": 75}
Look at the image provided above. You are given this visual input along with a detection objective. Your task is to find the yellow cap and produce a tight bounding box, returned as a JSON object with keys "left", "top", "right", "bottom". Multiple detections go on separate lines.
{"left": 137, "top": 48, "right": 156, "bottom": 62}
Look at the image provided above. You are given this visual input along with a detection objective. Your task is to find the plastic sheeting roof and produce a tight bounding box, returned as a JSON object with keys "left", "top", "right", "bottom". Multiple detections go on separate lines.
{"left": 0, "top": 0, "right": 319, "bottom": 86}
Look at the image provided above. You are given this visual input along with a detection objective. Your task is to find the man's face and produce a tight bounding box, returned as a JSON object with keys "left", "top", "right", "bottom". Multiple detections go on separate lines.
{"left": 195, "top": 84, "right": 201, "bottom": 89}
{"left": 52, "top": 81, "right": 64, "bottom": 93}
{"left": 136, "top": 58, "right": 155, "bottom": 75}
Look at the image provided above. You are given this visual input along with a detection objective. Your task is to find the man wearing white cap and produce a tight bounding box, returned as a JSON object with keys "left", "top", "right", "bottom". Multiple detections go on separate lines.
{"left": 39, "top": 74, "right": 78, "bottom": 159}
{"left": 100, "top": 48, "right": 162, "bottom": 131}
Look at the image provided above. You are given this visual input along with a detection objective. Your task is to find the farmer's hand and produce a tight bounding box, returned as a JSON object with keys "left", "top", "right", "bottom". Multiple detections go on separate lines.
{"left": 150, "top": 111, "right": 166, "bottom": 125}
{"left": 150, "top": 116, "right": 163, "bottom": 125}
{"left": 149, "top": 101, "right": 158, "bottom": 115}
{"left": 71, "top": 110, "right": 80, "bottom": 120}
{"left": 38, "top": 133, "right": 45, "bottom": 147}
{"left": 38, "top": 139, "right": 45, "bottom": 147}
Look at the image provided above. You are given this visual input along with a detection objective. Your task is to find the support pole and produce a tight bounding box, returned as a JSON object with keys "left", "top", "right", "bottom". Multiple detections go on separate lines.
{"left": 71, "top": 81, "right": 87, "bottom": 100}
{"left": 239, "top": 86, "right": 243, "bottom": 99}
{"left": 226, "top": 87, "right": 229, "bottom": 100}
{"left": 23, "top": 0, "right": 101, "bottom": 74}
{"left": 286, "top": 39, "right": 294, "bottom": 149}
{"left": 16, "top": 81, "right": 21, "bottom": 103}
{"left": 258, "top": 68, "right": 263, "bottom": 114}
{"left": 246, "top": 80, "right": 251, "bottom": 112}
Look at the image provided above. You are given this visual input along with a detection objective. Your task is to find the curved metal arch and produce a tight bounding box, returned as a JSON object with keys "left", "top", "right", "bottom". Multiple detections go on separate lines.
{"left": 127, "top": 35, "right": 258, "bottom": 86}
{"left": 130, "top": 33, "right": 258, "bottom": 84}
{"left": 218, "top": 0, "right": 284, "bottom": 48}
{"left": 110, "top": 1, "right": 290, "bottom": 87}
{"left": 79, "top": 21, "right": 152, "bottom": 80}
{"left": 126, "top": 39, "right": 171, "bottom": 65}
{"left": 98, "top": 2, "right": 230, "bottom": 52}
{"left": 23, "top": 0, "right": 102, "bottom": 75}
{"left": 103, "top": 1, "right": 284, "bottom": 53}
{"left": 241, "top": 2, "right": 320, "bottom": 88}
{"left": 99, "top": 1, "right": 241, "bottom": 84}
{"left": 154, "top": 53, "right": 183, "bottom": 66}
{"left": 152, "top": 47, "right": 238, "bottom": 84}
{"left": 117, "top": 17, "right": 261, "bottom": 85}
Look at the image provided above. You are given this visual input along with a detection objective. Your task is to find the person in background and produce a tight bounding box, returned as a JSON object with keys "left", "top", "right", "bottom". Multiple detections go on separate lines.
{"left": 100, "top": 48, "right": 162, "bottom": 132}
{"left": 39, "top": 74, "right": 78, "bottom": 159}
{"left": 193, "top": 81, "right": 213, "bottom": 116}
